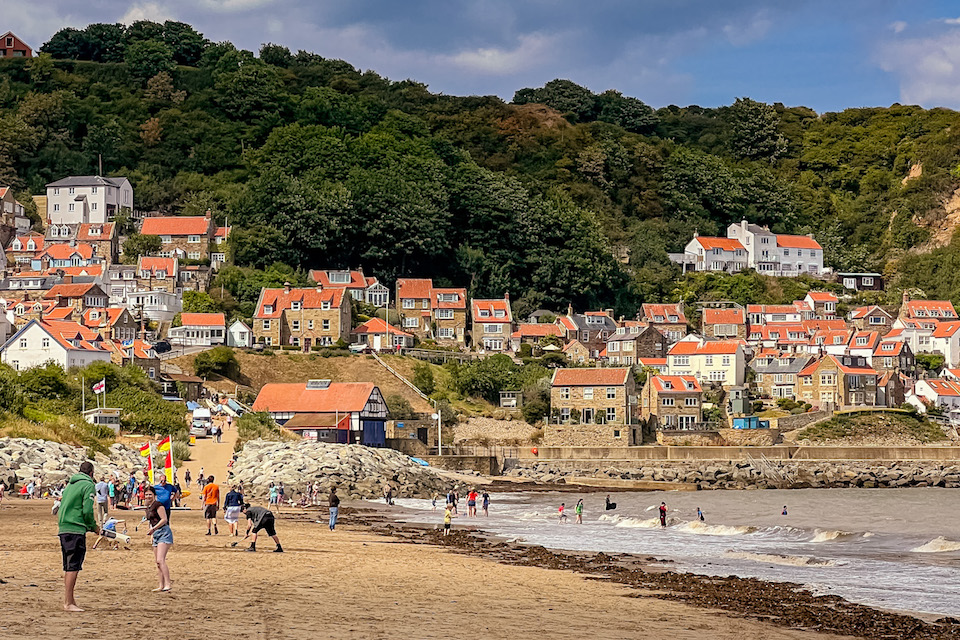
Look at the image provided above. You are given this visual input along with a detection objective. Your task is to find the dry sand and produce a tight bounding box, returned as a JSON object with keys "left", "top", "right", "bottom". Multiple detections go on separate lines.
{"left": 0, "top": 499, "right": 852, "bottom": 640}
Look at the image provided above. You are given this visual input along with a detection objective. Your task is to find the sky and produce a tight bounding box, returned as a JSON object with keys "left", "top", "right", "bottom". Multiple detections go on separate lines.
{"left": 8, "top": 0, "right": 960, "bottom": 112}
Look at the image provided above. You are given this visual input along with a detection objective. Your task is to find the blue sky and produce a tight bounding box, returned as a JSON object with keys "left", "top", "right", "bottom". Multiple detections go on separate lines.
{"left": 9, "top": 0, "right": 960, "bottom": 111}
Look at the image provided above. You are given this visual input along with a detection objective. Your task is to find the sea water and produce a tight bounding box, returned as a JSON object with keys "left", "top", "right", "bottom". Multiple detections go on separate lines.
{"left": 385, "top": 487, "right": 960, "bottom": 617}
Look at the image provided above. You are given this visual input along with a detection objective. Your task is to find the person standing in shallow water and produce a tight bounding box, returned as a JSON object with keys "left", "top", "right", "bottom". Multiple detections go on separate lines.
{"left": 659, "top": 502, "right": 667, "bottom": 528}
{"left": 575, "top": 499, "right": 584, "bottom": 524}
{"left": 697, "top": 507, "right": 705, "bottom": 522}
{"left": 782, "top": 506, "right": 788, "bottom": 516}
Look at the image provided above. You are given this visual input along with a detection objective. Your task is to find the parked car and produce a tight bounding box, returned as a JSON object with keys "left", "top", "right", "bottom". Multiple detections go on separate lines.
{"left": 153, "top": 340, "right": 172, "bottom": 354}
{"left": 189, "top": 424, "right": 208, "bottom": 438}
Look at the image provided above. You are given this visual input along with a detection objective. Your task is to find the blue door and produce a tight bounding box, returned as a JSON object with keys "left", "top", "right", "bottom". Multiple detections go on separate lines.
{"left": 360, "top": 420, "right": 386, "bottom": 447}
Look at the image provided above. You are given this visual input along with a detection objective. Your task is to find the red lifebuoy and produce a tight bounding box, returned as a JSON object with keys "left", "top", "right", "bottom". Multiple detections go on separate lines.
{"left": 531, "top": 447, "right": 538, "bottom": 456}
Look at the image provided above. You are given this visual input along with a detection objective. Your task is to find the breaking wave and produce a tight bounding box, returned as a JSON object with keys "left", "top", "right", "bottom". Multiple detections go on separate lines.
{"left": 911, "top": 537, "right": 960, "bottom": 553}
{"left": 675, "top": 521, "right": 758, "bottom": 536}
{"left": 724, "top": 551, "right": 837, "bottom": 567}
{"left": 810, "top": 529, "right": 863, "bottom": 543}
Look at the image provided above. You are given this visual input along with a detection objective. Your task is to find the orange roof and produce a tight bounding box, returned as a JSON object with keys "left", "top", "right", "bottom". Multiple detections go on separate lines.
{"left": 668, "top": 340, "right": 740, "bottom": 355}
{"left": 801, "top": 319, "right": 847, "bottom": 332}
{"left": 352, "top": 317, "right": 412, "bottom": 338}
{"left": 140, "top": 216, "right": 211, "bottom": 236}
{"left": 558, "top": 316, "right": 577, "bottom": 331}
{"left": 10, "top": 233, "right": 44, "bottom": 252}
{"left": 252, "top": 382, "right": 377, "bottom": 413}
{"left": 848, "top": 331, "right": 880, "bottom": 350}
{"left": 799, "top": 355, "right": 876, "bottom": 377}
{"left": 41, "top": 243, "right": 93, "bottom": 260}
{"left": 138, "top": 256, "right": 176, "bottom": 274}
{"left": 76, "top": 223, "right": 114, "bottom": 241}
{"left": 903, "top": 300, "right": 958, "bottom": 319}
{"left": 43, "top": 282, "right": 97, "bottom": 299}
{"left": 552, "top": 368, "right": 630, "bottom": 386}
{"left": 101, "top": 338, "right": 155, "bottom": 360}
{"left": 215, "top": 226, "right": 230, "bottom": 238}
{"left": 922, "top": 379, "right": 960, "bottom": 397}
{"left": 39, "top": 320, "right": 106, "bottom": 352}
{"left": 850, "top": 305, "right": 889, "bottom": 319}
{"left": 396, "top": 278, "right": 432, "bottom": 299}
{"left": 255, "top": 288, "right": 345, "bottom": 318}
{"left": 180, "top": 313, "right": 225, "bottom": 327}
{"left": 692, "top": 237, "right": 745, "bottom": 251}
{"left": 703, "top": 308, "right": 745, "bottom": 325}
{"left": 309, "top": 270, "right": 367, "bottom": 289}
{"left": 512, "top": 323, "right": 562, "bottom": 338}
{"left": 874, "top": 340, "right": 905, "bottom": 356}
{"left": 642, "top": 303, "right": 687, "bottom": 324}
{"left": 81, "top": 307, "right": 127, "bottom": 327}
{"left": 637, "top": 357, "right": 667, "bottom": 366}
{"left": 650, "top": 375, "right": 701, "bottom": 393}
{"left": 472, "top": 298, "right": 512, "bottom": 323}
{"left": 48, "top": 265, "right": 104, "bottom": 277}
{"left": 433, "top": 288, "right": 467, "bottom": 310}
{"left": 933, "top": 321, "right": 960, "bottom": 338}
{"left": 806, "top": 291, "right": 838, "bottom": 303}
{"left": 776, "top": 234, "right": 821, "bottom": 249}
{"left": 44, "top": 307, "right": 75, "bottom": 320}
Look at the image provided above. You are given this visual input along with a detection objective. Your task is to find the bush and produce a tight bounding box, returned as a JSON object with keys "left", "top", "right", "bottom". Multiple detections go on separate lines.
{"left": 172, "top": 440, "right": 191, "bottom": 464}
{"left": 387, "top": 394, "right": 416, "bottom": 420}
{"left": 522, "top": 399, "right": 549, "bottom": 425}
{"left": 517, "top": 343, "right": 533, "bottom": 359}
{"left": 235, "top": 411, "right": 297, "bottom": 451}
{"left": 412, "top": 362, "right": 435, "bottom": 395}
{"left": 194, "top": 346, "right": 240, "bottom": 379}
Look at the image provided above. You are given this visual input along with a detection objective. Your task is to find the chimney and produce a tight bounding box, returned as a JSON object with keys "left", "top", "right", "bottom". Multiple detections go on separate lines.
{"left": 283, "top": 281, "right": 291, "bottom": 293}
{"left": 63, "top": 275, "right": 73, "bottom": 284}
{"left": 205, "top": 209, "right": 212, "bottom": 219}
{"left": 605, "top": 308, "right": 614, "bottom": 318}
{"left": 504, "top": 291, "right": 509, "bottom": 301}
{"left": 567, "top": 303, "right": 573, "bottom": 317}
{"left": 902, "top": 291, "right": 910, "bottom": 305}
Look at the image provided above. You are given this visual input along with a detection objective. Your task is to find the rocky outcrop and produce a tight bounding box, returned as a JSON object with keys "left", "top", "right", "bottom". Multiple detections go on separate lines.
{"left": 230, "top": 439, "right": 451, "bottom": 500}
{"left": 505, "top": 459, "right": 960, "bottom": 490}
{"left": 0, "top": 438, "right": 146, "bottom": 489}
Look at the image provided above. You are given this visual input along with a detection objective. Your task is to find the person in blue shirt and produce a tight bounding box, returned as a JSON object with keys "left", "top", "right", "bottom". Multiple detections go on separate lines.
{"left": 152, "top": 475, "right": 180, "bottom": 522}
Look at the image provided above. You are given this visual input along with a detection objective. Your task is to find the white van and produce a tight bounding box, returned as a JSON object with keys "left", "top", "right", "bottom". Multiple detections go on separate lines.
{"left": 190, "top": 408, "right": 212, "bottom": 437}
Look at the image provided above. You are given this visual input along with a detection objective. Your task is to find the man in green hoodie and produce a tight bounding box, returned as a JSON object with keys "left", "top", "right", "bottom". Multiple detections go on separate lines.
{"left": 57, "top": 461, "right": 97, "bottom": 612}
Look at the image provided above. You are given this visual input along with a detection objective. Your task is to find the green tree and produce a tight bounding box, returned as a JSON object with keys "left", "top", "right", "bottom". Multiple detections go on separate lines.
{"left": 122, "top": 234, "right": 161, "bottom": 263}
{"left": 182, "top": 290, "right": 221, "bottom": 314}
{"left": 596, "top": 90, "right": 658, "bottom": 133}
{"left": 728, "top": 97, "right": 787, "bottom": 161}
{"left": 514, "top": 79, "right": 595, "bottom": 122}
{"left": 193, "top": 346, "right": 240, "bottom": 379}
{"left": 412, "top": 362, "right": 435, "bottom": 395}
{"left": 125, "top": 39, "right": 176, "bottom": 80}
{"left": 259, "top": 43, "right": 292, "bottom": 67}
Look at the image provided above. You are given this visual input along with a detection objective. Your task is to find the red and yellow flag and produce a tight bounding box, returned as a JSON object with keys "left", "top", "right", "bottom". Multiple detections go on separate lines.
{"left": 139, "top": 443, "right": 151, "bottom": 457}
{"left": 157, "top": 436, "right": 171, "bottom": 452}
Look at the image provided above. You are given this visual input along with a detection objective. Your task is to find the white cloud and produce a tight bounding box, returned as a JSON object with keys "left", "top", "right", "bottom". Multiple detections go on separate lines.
{"left": 876, "top": 22, "right": 960, "bottom": 107}
{"left": 121, "top": 2, "right": 175, "bottom": 24}
{"left": 722, "top": 10, "right": 772, "bottom": 47}
{"left": 448, "top": 33, "right": 560, "bottom": 75}
{"left": 198, "top": 0, "right": 276, "bottom": 12}
{"left": 890, "top": 21, "right": 907, "bottom": 34}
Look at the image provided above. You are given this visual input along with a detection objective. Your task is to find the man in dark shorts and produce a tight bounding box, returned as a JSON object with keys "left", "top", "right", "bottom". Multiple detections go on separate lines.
{"left": 201, "top": 475, "right": 220, "bottom": 535}
{"left": 242, "top": 503, "right": 283, "bottom": 552}
{"left": 57, "top": 461, "right": 97, "bottom": 612}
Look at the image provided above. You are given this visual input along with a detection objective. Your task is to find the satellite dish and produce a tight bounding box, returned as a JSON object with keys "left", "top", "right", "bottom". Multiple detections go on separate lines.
{"left": 431, "top": 413, "right": 439, "bottom": 420}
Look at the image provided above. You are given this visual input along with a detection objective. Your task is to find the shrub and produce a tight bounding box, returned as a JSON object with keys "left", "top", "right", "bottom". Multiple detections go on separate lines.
{"left": 172, "top": 440, "right": 191, "bottom": 464}
{"left": 522, "top": 399, "right": 549, "bottom": 425}
{"left": 194, "top": 346, "right": 240, "bottom": 379}
{"left": 387, "top": 394, "right": 416, "bottom": 420}
{"left": 517, "top": 343, "right": 533, "bottom": 359}
{"left": 412, "top": 362, "right": 435, "bottom": 395}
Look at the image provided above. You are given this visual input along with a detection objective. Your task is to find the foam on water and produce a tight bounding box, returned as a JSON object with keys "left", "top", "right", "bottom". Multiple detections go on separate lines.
{"left": 911, "top": 537, "right": 960, "bottom": 553}
{"left": 676, "top": 520, "right": 758, "bottom": 536}
{"left": 723, "top": 551, "right": 836, "bottom": 567}
{"left": 810, "top": 529, "right": 863, "bottom": 543}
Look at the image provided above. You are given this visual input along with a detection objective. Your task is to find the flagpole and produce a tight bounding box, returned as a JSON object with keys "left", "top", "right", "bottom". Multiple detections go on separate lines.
{"left": 82, "top": 375, "right": 85, "bottom": 414}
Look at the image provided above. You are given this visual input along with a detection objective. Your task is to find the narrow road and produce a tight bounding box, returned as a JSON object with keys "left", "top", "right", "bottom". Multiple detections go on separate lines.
{"left": 179, "top": 414, "right": 237, "bottom": 493}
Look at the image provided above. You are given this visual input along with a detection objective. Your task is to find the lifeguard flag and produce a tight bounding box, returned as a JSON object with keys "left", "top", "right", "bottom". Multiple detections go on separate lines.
{"left": 157, "top": 436, "right": 171, "bottom": 452}
{"left": 139, "top": 443, "right": 151, "bottom": 457}
{"left": 164, "top": 448, "right": 174, "bottom": 483}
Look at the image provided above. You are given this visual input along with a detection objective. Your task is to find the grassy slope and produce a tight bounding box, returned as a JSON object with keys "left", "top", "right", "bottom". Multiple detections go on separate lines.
{"left": 793, "top": 412, "right": 947, "bottom": 445}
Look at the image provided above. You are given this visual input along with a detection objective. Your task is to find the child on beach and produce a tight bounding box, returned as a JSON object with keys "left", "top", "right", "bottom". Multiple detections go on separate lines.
{"left": 482, "top": 492, "right": 489, "bottom": 517}
{"left": 659, "top": 502, "right": 667, "bottom": 528}
{"left": 443, "top": 504, "right": 454, "bottom": 536}
{"left": 432, "top": 493, "right": 439, "bottom": 511}
{"left": 575, "top": 499, "right": 583, "bottom": 524}
{"left": 558, "top": 503, "right": 568, "bottom": 524}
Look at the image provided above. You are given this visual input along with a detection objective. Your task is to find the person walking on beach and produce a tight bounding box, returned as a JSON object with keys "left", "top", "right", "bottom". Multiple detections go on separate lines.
{"left": 328, "top": 487, "right": 340, "bottom": 531}
{"left": 0, "top": 481, "right": 5, "bottom": 507}
{"left": 467, "top": 488, "right": 478, "bottom": 517}
{"left": 605, "top": 495, "right": 616, "bottom": 511}
{"left": 143, "top": 486, "right": 173, "bottom": 592}
{"left": 443, "top": 503, "right": 454, "bottom": 536}
{"left": 153, "top": 474, "right": 179, "bottom": 524}
{"left": 558, "top": 503, "right": 568, "bottom": 524}
{"left": 482, "top": 492, "right": 490, "bottom": 517}
{"left": 697, "top": 507, "right": 705, "bottom": 522}
{"left": 782, "top": 506, "right": 788, "bottom": 516}
{"left": 432, "top": 493, "right": 439, "bottom": 511}
{"left": 108, "top": 477, "right": 116, "bottom": 508}
{"left": 223, "top": 485, "right": 243, "bottom": 536}
{"left": 383, "top": 484, "right": 393, "bottom": 506}
{"left": 277, "top": 482, "right": 286, "bottom": 508}
{"left": 202, "top": 476, "right": 220, "bottom": 535}
{"left": 184, "top": 470, "right": 191, "bottom": 489}
{"left": 94, "top": 477, "right": 109, "bottom": 525}
{"left": 57, "top": 461, "right": 97, "bottom": 612}
{"left": 268, "top": 483, "right": 278, "bottom": 506}
{"left": 659, "top": 502, "right": 667, "bottom": 528}
{"left": 575, "top": 499, "right": 584, "bottom": 524}
{"left": 242, "top": 503, "right": 283, "bottom": 553}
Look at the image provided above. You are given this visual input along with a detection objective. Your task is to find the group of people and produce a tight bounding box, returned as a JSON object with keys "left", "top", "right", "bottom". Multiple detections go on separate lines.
{"left": 439, "top": 487, "right": 490, "bottom": 535}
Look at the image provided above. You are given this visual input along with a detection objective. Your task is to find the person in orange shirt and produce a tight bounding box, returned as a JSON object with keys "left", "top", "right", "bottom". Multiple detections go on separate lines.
{"left": 201, "top": 476, "right": 220, "bottom": 535}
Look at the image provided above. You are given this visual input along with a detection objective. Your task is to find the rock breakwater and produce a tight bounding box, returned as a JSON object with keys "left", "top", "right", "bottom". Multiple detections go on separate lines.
{"left": 0, "top": 438, "right": 146, "bottom": 488}
{"left": 505, "top": 459, "right": 960, "bottom": 489}
{"left": 231, "top": 439, "right": 450, "bottom": 500}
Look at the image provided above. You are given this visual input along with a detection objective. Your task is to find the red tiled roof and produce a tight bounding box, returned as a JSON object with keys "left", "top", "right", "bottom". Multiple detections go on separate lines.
{"left": 140, "top": 216, "right": 211, "bottom": 236}
{"left": 650, "top": 375, "right": 701, "bottom": 393}
{"left": 874, "top": 340, "right": 904, "bottom": 355}
{"left": 43, "top": 283, "right": 98, "bottom": 299}
{"left": 10, "top": 233, "right": 44, "bottom": 252}
{"left": 252, "top": 382, "right": 376, "bottom": 413}
{"left": 40, "top": 243, "right": 93, "bottom": 260}
{"left": 137, "top": 256, "right": 176, "bottom": 275}
{"left": 472, "top": 298, "right": 512, "bottom": 323}
{"left": 850, "top": 305, "right": 890, "bottom": 320}
{"left": 799, "top": 355, "right": 876, "bottom": 377}
{"left": 932, "top": 321, "right": 960, "bottom": 338}
{"left": 848, "top": 331, "right": 880, "bottom": 350}
{"left": 806, "top": 291, "right": 838, "bottom": 303}
{"left": 642, "top": 303, "right": 687, "bottom": 324}
{"left": 215, "top": 226, "right": 230, "bottom": 238}
{"left": 552, "top": 368, "right": 630, "bottom": 386}
{"left": 255, "top": 288, "right": 345, "bottom": 318}
{"left": 44, "top": 307, "right": 75, "bottom": 320}
{"left": 309, "top": 270, "right": 367, "bottom": 289}
{"left": 48, "top": 265, "right": 104, "bottom": 277}
{"left": 352, "top": 317, "right": 412, "bottom": 338}
{"left": 760, "top": 305, "right": 800, "bottom": 314}
{"left": 922, "top": 379, "right": 960, "bottom": 397}
{"left": 692, "top": 237, "right": 745, "bottom": 251}
{"left": 558, "top": 316, "right": 577, "bottom": 331}
{"left": 180, "top": 313, "right": 226, "bottom": 327}
{"left": 81, "top": 307, "right": 126, "bottom": 327}
{"left": 512, "top": 323, "right": 562, "bottom": 338}
{"left": 637, "top": 357, "right": 667, "bottom": 366}
{"left": 396, "top": 278, "right": 432, "bottom": 300}
{"left": 668, "top": 340, "right": 740, "bottom": 355}
{"left": 703, "top": 308, "right": 745, "bottom": 325}
{"left": 39, "top": 320, "right": 106, "bottom": 352}
{"left": 76, "top": 223, "right": 114, "bottom": 241}
{"left": 902, "top": 300, "right": 958, "bottom": 319}
{"left": 433, "top": 288, "right": 467, "bottom": 310}
{"left": 776, "top": 234, "right": 821, "bottom": 249}
{"left": 802, "top": 319, "right": 847, "bottom": 332}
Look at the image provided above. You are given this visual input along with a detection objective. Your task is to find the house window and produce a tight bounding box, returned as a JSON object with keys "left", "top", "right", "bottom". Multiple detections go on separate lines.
{"left": 307, "top": 320, "right": 314, "bottom": 330}
{"left": 68, "top": 187, "right": 75, "bottom": 195}
{"left": 68, "top": 203, "right": 75, "bottom": 212}
{"left": 673, "top": 356, "right": 689, "bottom": 366}
{"left": 321, "top": 301, "right": 331, "bottom": 310}
{"left": 581, "top": 331, "right": 589, "bottom": 342}
{"left": 755, "top": 373, "right": 764, "bottom": 382}
{"left": 869, "top": 316, "right": 885, "bottom": 325}
{"left": 148, "top": 368, "right": 155, "bottom": 379}
{"left": 403, "top": 317, "right": 419, "bottom": 328}
{"left": 292, "top": 320, "right": 300, "bottom": 331}
{"left": 53, "top": 204, "right": 60, "bottom": 212}
{"left": 160, "top": 235, "right": 172, "bottom": 243}
{"left": 705, "top": 355, "right": 713, "bottom": 366}
{"left": 662, "top": 397, "right": 675, "bottom": 406}
{"left": 862, "top": 277, "right": 874, "bottom": 287}
{"left": 485, "top": 323, "right": 502, "bottom": 334}
{"left": 422, "top": 300, "right": 429, "bottom": 309}
{"left": 438, "top": 293, "right": 458, "bottom": 302}
{"left": 437, "top": 309, "right": 454, "bottom": 320}
{"left": 820, "top": 373, "right": 836, "bottom": 386}
{"left": 91, "top": 203, "right": 97, "bottom": 210}
{"left": 402, "top": 299, "right": 415, "bottom": 309}
{"left": 188, "top": 235, "right": 201, "bottom": 243}
{"left": 581, "top": 408, "right": 595, "bottom": 423}
{"left": 188, "top": 252, "right": 201, "bottom": 260}
{"left": 53, "top": 188, "right": 60, "bottom": 195}
{"left": 438, "top": 327, "right": 454, "bottom": 339}
{"left": 843, "top": 278, "right": 856, "bottom": 289}
{"left": 322, "top": 319, "right": 330, "bottom": 331}
{"left": 606, "top": 407, "right": 617, "bottom": 423}
{"left": 42, "top": 338, "right": 50, "bottom": 348}
{"left": 560, "top": 408, "right": 571, "bottom": 422}
{"left": 19, "top": 339, "right": 26, "bottom": 348}
{"left": 291, "top": 301, "right": 302, "bottom": 311}
{"left": 884, "top": 357, "right": 893, "bottom": 368}
{"left": 262, "top": 319, "right": 271, "bottom": 330}
{"left": 685, "top": 397, "right": 698, "bottom": 406}
{"left": 722, "top": 355, "right": 731, "bottom": 366}
{"left": 583, "top": 387, "right": 594, "bottom": 400}
{"left": 560, "top": 387, "right": 570, "bottom": 400}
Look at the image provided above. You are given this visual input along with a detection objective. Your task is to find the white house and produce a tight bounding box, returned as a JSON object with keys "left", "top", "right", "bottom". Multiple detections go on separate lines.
{"left": 681, "top": 235, "right": 747, "bottom": 272}
{"left": 1, "top": 319, "right": 111, "bottom": 370}
{"left": 914, "top": 379, "right": 960, "bottom": 412}
{"left": 168, "top": 313, "right": 226, "bottom": 346}
{"left": 45, "top": 176, "right": 133, "bottom": 225}
{"left": 666, "top": 336, "right": 746, "bottom": 386}
{"left": 121, "top": 290, "right": 182, "bottom": 324}
{"left": 726, "top": 220, "right": 823, "bottom": 276}
{"left": 227, "top": 319, "right": 252, "bottom": 348}
{"left": 930, "top": 321, "right": 960, "bottom": 368}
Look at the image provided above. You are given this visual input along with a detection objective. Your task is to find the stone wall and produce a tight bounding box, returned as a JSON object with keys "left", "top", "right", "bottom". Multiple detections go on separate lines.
{"left": 718, "top": 428, "right": 781, "bottom": 446}
{"left": 656, "top": 431, "right": 722, "bottom": 446}
{"left": 422, "top": 455, "right": 499, "bottom": 475}
{"left": 771, "top": 410, "right": 830, "bottom": 431}
{"left": 544, "top": 422, "right": 631, "bottom": 447}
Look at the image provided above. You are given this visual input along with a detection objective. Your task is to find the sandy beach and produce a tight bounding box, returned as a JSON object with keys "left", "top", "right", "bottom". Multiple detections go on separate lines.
{"left": 0, "top": 498, "right": 863, "bottom": 640}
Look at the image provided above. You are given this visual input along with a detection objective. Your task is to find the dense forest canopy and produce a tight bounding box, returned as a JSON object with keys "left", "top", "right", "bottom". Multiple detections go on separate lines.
{"left": 3, "top": 20, "right": 960, "bottom": 318}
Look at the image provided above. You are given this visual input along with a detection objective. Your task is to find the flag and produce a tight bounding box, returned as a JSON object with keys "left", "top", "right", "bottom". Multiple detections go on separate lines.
{"left": 144, "top": 448, "right": 154, "bottom": 484}
{"left": 93, "top": 378, "right": 105, "bottom": 395}
{"left": 157, "top": 436, "right": 171, "bottom": 452}
{"left": 139, "top": 443, "right": 151, "bottom": 457}
{"left": 164, "top": 448, "right": 174, "bottom": 484}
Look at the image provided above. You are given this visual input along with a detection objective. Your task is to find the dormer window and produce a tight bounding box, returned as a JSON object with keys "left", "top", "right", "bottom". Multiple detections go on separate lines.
{"left": 663, "top": 381, "right": 672, "bottom": 389}
{"left": 264, "top": 305, "right": 274, "bottom": 314}
{"left": 494, "top": 309, "right": 505, "bottom": 318}
{"left": 654, "top": 315, "right": 664, "bottom": 322}
{"left": 856, "top": 337, "right": 867, "bottom": 346}
{"left": 882, "top": 343, "right": 894, "bottom": 351}
{"left": 479, "top": 309, "right": 490, "bottom": 318}
{"left": 140, "top": 271, "right": 150, "bottom": 279}
{"left": 833, "top": 336, "right": 843, "bottom": 344}
{"left": 321, "top": 301, "right": 331, "bottom": 310}
{"left": 26, "top": 240, "right": 34, "bottom": 250}
{"left": 291, "top": 301, "right": 302, "bottom": 311}
{"left": 686, "top": 381, "right": 695, "bottom": 390}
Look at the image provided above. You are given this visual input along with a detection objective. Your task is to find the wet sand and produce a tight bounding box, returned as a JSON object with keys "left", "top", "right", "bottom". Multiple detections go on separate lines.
{"left": 0, "top": 499, "right": 859, "bottom": 640}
